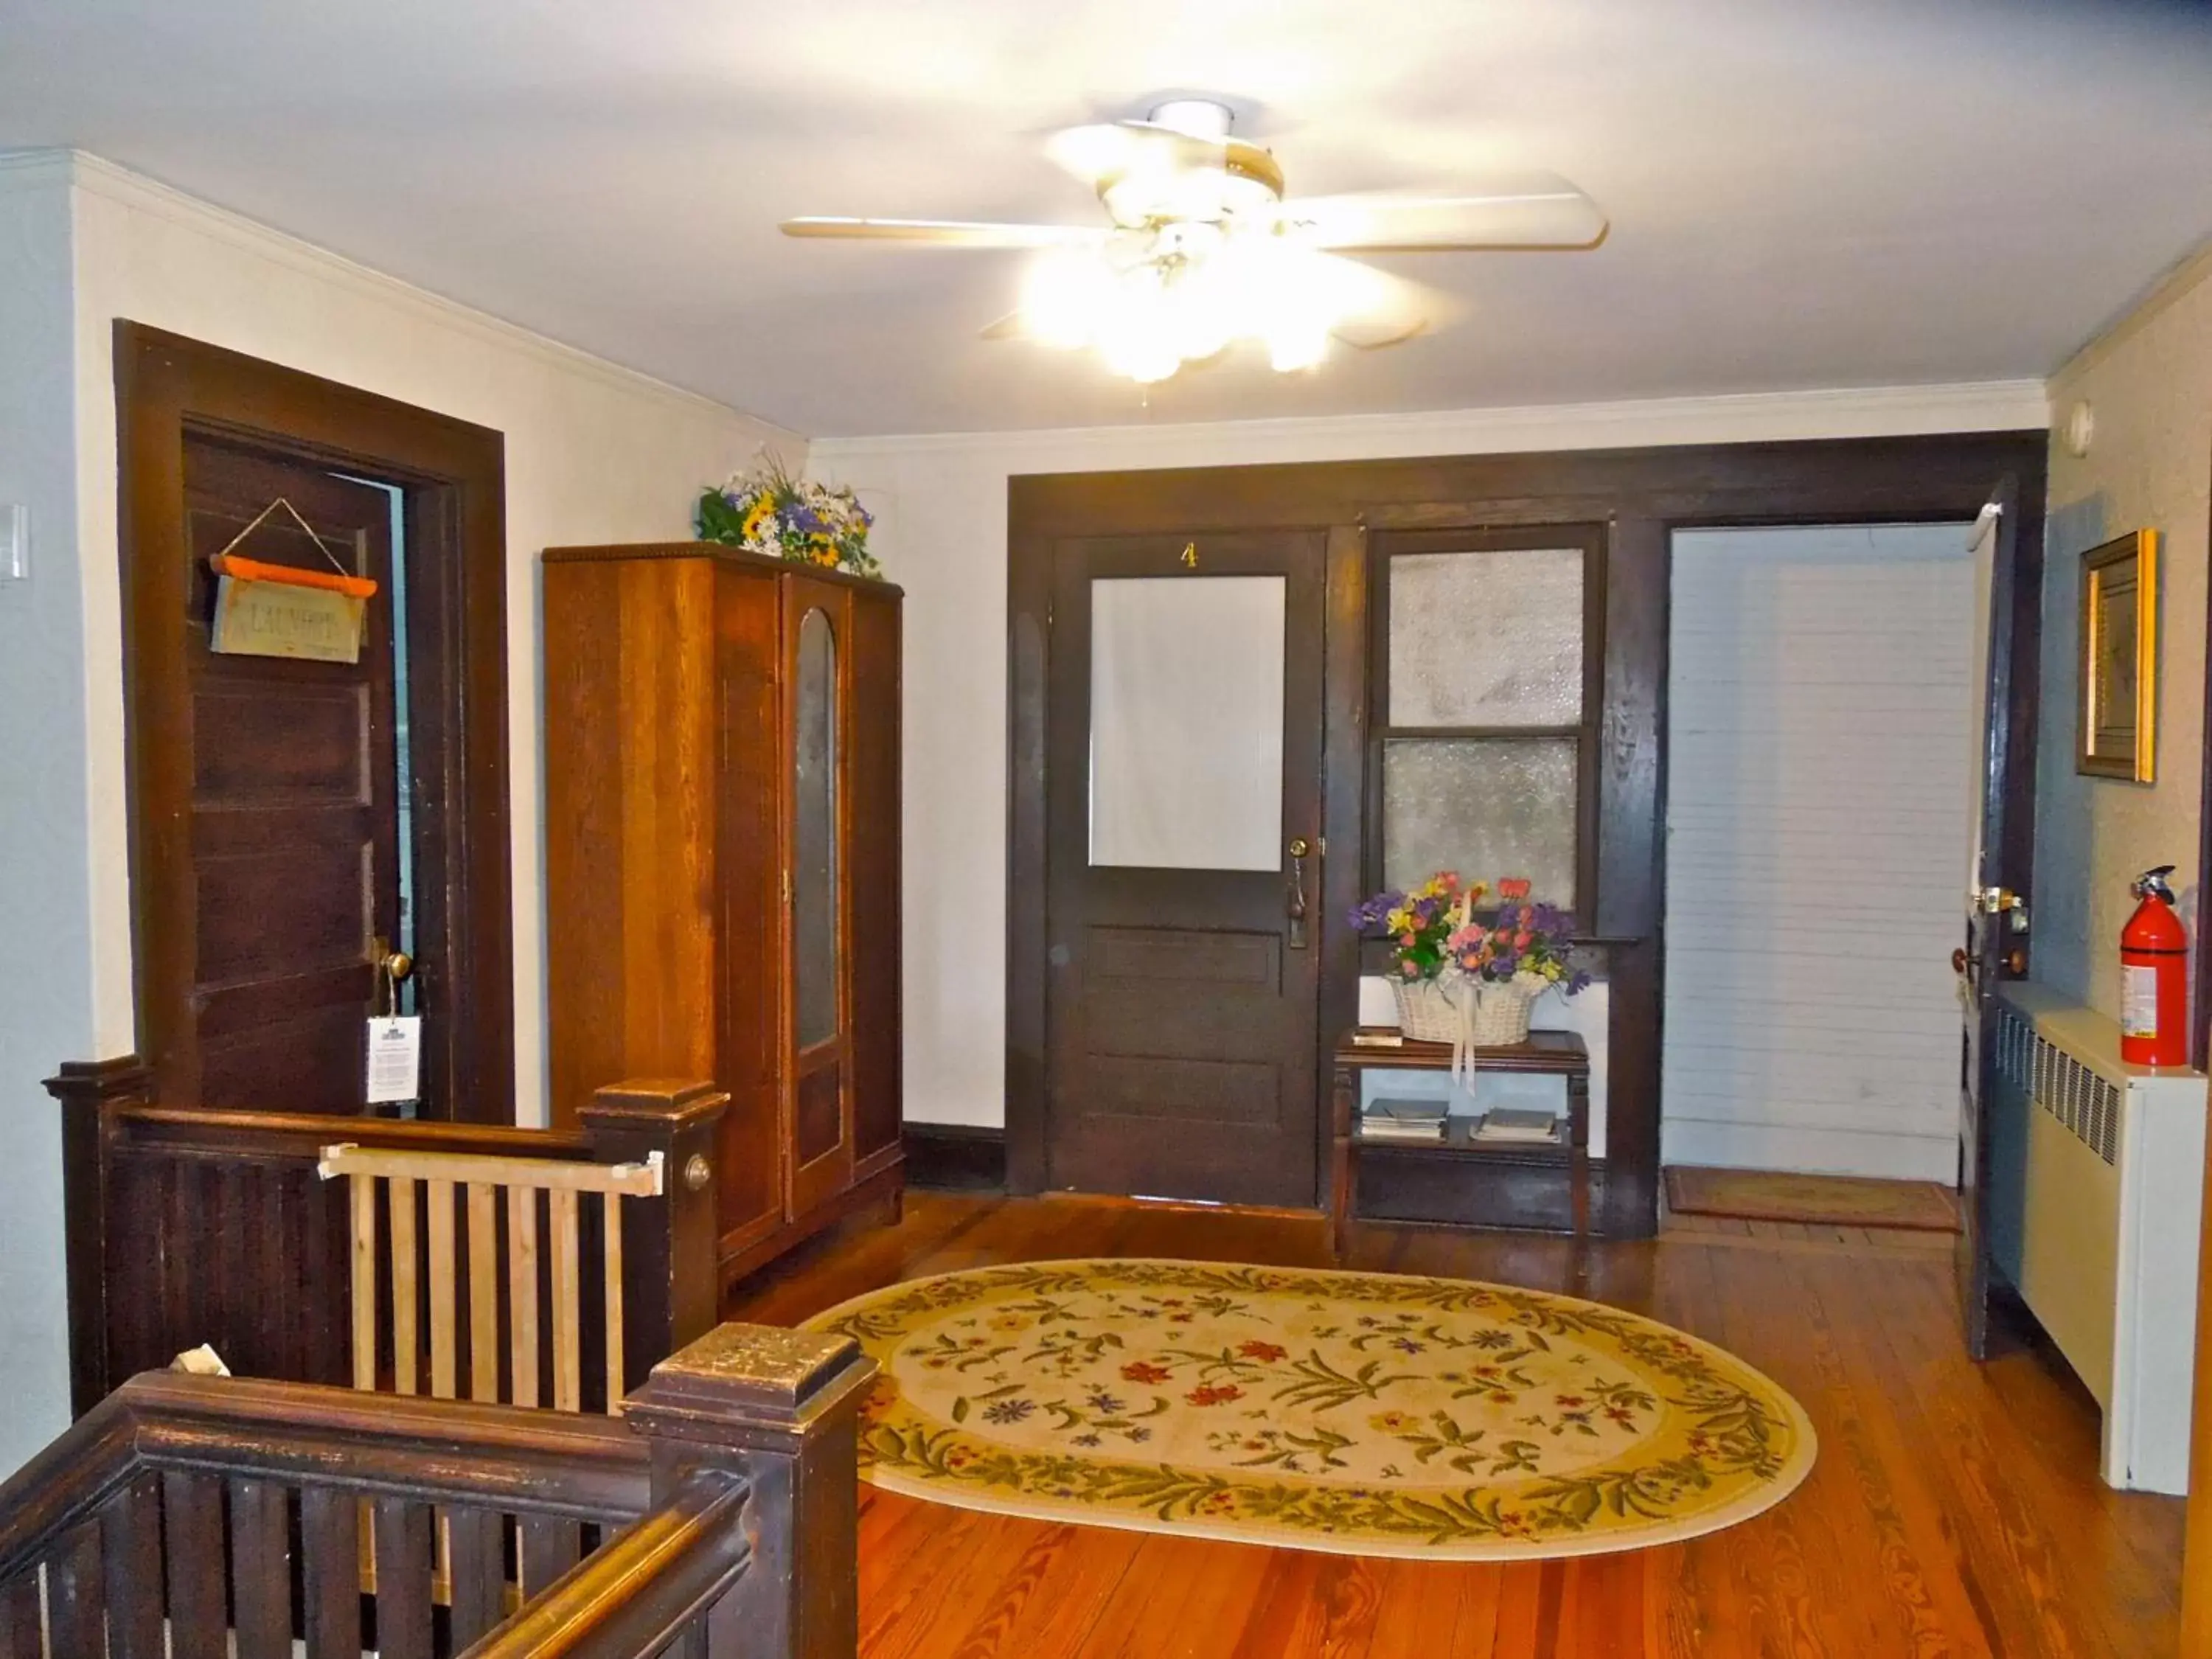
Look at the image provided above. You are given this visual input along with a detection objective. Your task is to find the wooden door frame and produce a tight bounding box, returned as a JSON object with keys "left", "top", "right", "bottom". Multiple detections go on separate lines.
{"left": 1007, "top": 432, "right": 2048, "bottom": 1237}
{"left": 115, "top": 323, "right": 514, "bottom": 1123}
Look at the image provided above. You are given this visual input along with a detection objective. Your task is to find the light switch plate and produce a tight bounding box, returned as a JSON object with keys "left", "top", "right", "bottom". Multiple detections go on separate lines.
{"left": 0, "top": 504, "right": 25, "bottom": 582}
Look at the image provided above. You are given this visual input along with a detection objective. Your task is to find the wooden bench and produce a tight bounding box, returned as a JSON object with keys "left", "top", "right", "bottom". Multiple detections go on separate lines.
{"left": 1329, "top": 1032, "right": 1592, "bottom": 1255}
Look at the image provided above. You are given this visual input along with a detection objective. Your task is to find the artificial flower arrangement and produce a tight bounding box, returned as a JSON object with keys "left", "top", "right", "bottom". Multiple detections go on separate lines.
{"left": 696, "top": 451, "right": 881, "bottom": 578}
{"left": 1349, "top": 872, "right": 1588, "bottom": 1048}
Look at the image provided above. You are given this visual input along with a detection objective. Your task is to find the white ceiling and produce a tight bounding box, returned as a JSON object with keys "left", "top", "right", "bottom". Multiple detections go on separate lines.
{"left": 4, "top": 0, "right": 2209, "bottom": 437}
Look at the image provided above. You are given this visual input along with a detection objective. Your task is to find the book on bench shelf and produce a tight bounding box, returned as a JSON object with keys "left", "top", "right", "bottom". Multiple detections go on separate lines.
{"left": 1360, "top": 1096, "right": 1447, "bottom": 1143}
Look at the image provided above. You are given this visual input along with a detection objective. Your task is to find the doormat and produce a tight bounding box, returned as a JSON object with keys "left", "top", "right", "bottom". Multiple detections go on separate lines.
{"left": 804, "top": 1257, "right": 1815, "bottom": 1560}
{"left": 1665, "top": 1166, "right": 1961, "bottom": 1232}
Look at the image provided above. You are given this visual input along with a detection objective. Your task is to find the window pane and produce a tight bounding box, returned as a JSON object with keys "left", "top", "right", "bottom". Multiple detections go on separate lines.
{"left": 1388, "top": 548, "right": 1584, "bottom": 727}
{"left": 1382, "top": 737, "right": 1576, "bottom": 905}
{"left": 1090, "top": 575, "right": 1284, "bottom": 871}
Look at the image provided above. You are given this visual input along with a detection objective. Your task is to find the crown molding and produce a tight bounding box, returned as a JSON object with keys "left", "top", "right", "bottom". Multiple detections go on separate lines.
{"left": 0, "top": 149, "right": 80, "bottom": 195}
{"left": 810, "top": 380, "right": 2051, "bottom": 469}
{"left": 2053, "top": 233, "right": 2212, "bottom": 390}
{"left": 45, "top": 149, "right": 804, "bottom": 447}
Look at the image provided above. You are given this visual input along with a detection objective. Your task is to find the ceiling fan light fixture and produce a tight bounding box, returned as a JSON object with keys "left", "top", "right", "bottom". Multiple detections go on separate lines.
{"left": 1020, "top": 247, "right": 1112, "bottom": 349}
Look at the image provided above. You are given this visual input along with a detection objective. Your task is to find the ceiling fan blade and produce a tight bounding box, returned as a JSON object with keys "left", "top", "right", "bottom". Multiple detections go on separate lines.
{"left": 1332, "top": 316, "right": 1429, "bottom": 351}
{"left": 781, "top": 217, "right": 1107, "bottom": 249}
{"left": 1279, "top": 179, "right": 1607, "bottom": 251}
{"left": 1328, "top": 263, "right": 1442, "bottom": 349}
{"left": 1046, "top": 120, "right": 1226, "bottom": 185}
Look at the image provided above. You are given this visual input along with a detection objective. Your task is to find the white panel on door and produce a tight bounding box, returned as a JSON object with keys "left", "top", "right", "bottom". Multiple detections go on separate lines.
{"left": 1090, "top": 575, "right": 1285, "bottom": 871}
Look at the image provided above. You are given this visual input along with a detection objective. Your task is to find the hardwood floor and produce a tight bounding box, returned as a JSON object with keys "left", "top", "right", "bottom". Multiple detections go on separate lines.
{"left": 726, "top": 1192, "right": 2184, "bottom": 1658}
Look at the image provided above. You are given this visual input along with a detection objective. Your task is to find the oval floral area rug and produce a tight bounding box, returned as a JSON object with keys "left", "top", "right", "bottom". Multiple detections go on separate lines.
{"left": 804, "top": 1258, "right": 1816, "bottom": 1560}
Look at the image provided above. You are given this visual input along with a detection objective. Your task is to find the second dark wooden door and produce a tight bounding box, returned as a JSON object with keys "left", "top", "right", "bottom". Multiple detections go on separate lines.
{"left": 1045, "top": 532, "right": 1326, "bottom": 1206}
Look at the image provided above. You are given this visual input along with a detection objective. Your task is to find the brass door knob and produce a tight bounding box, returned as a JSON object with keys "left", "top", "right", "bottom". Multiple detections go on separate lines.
{"left": 383, "top": 951, "right": 414, "bottom": 981}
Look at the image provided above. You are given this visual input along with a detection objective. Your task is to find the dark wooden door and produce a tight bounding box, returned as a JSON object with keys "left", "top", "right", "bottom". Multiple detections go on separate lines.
{"left": 169, "top": 435, "right": 402, "bottom": 1112}
{"left": 1045, "top": 532, "right": 1326, "bottom": 1206}
{"left": 784, "top": 574, "right": 858, "bottom": 1217}
{"left": 1958, "top": 477, "right": 2028, "bottom": 1357}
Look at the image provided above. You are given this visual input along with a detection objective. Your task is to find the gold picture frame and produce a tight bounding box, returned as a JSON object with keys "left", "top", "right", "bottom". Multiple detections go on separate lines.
{"left": 2077, "top": 529, "right": 2158, "bottom": 782}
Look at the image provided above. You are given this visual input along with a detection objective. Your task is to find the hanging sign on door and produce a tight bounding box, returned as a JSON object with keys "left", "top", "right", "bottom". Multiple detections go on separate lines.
{"left": 206, "top": 498, "right": 378, "bottom": 664}
{"left": 366, "top": 1015, "right": 422, "bottom": 1105}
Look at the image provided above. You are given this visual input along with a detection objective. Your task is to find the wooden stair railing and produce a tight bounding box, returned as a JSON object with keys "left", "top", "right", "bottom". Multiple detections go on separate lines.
{"left": 0, "top": 1321, "right": 872, "bottom": 1659}
{"left": 41, "top": 1062, "right": 727, "bottom": 1415}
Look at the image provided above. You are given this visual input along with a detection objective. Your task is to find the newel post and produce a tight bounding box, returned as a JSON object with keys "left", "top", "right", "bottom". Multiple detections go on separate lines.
{"left": 579, "top": 1079, "right": 728, "bottom": 1392}
{"left": 40, "top": 1056, "right": 156, "bottom": 1416}
{"left": 622, "top": 1324, "right": 875, "bottom": 1659}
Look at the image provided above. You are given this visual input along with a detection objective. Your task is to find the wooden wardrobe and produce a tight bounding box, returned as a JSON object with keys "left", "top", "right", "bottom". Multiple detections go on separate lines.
{"left": 542, "top": 543, "right": 902, "bottom": 1285}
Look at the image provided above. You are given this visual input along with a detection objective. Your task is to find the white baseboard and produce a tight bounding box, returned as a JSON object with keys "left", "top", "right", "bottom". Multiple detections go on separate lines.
{"left": 1661, "top": 1119, "right": 1959, "bottom": 1184}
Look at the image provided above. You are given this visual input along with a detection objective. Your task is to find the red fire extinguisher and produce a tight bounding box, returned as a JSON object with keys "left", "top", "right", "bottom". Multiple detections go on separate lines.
{"left": 2120, "top": 865, "right": 2190, "bottom": 1068}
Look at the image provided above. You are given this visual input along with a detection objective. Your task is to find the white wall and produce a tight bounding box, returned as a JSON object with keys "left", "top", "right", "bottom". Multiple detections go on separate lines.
{"left": 63, "top": 151, "right": 803, "bottom": 1095}
{"left": 0, "top": 156, "right": 94, "bottom": 1480}
{"left": 2034, "top": 246, "right": 2212, "bottom": 1018}
{"left": 810, "top": 380, "right": 2048, "bottom": 1128}
{"left": 1662, "top": 524, "right": 1976, "bottom": 1182}
{"left": 0, "top": 150, "right": 797, "bottom": 1472}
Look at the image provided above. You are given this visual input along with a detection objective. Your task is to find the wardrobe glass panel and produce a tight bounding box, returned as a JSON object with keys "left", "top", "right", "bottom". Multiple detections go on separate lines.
{"left": 794, "top": 607, "right": 839, "bottom": 1049}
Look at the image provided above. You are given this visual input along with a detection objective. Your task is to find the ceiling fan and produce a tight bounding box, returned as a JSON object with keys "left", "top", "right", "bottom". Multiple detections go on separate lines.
{"left": 781, "top": 98, "right": 1607, "bottom": 384}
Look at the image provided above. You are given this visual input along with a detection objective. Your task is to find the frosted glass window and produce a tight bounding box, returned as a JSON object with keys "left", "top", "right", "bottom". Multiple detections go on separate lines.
{"left": 1382, "top": 737, "right": 1576, "bottom": 905}
{"left": 793, "top": 608, "right": 839, "bottom": 1049}
{"left": 1091, "top": 576, "right": 1284, "bottom": 871}
{"left": 1389, "top": 549, "right": 1583, "bottom": 727}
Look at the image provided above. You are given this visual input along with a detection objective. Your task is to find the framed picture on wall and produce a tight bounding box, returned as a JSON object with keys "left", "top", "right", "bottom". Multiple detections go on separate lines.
{"left": 2077, "top": 528, "right": 2158, "bottom": 782}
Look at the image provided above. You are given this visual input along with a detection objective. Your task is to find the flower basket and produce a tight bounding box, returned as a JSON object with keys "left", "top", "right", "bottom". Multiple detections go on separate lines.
{"left": 1461, "top": 976, "right": 1540, "bottom": 1048}
{"left": 1392, "top": 976, "right": 1462, "bottom": 1044}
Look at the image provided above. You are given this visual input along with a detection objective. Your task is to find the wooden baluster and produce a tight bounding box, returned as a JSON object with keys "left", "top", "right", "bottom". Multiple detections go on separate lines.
{"left": 299, "top": 1487, "right": 361, "bottom": 1659}
{"left": 373, "top": 1498, "right": 434, "bottom": 1659}
{"left": 162, "top": 1470, "right": 228, "bottom": 1659}
{"left": 229, "top": 1480, "right": 293, "bottom": 1659}
{"left": 508, "top": 1187, "right": 540, "bottom": 1408}
{"left": 602, "top": 1190, "right": 626, "bottom": 1412}
{"left": 349, "top": 1173, "right": 379, "bottom": 1391}
{"left": 426, "top": 1178, "right": 458, "bottom": 1399}
{"left": 446, "top": 1508, "right": 507, "bottom": 1649}
{"left": 46, "top": 1521, "right": 103, "bottom": 1659}
{"left": 550, "top": 1189, "right": 582, "bottom": 1412}
{"left": 625, "top": 1322, "right": 877, "bottom": 1659}
{"left": 581, "top": 1080, "right": 729, "bottom": 1401}
{"left": 101, "top": 1472, "right": 164, "bottom": 1659}
{"left": 0, "top": 1573, "right": 40, "bottom": 1659}
{"left": 467, "top": 1183, "right": 500, "bottom": 1402}
{"left": 518, "top": 1516, "right": 581, "bottom": 1599}
{"left": 390, "top": 1177, "right": 420, "bottom": 1394}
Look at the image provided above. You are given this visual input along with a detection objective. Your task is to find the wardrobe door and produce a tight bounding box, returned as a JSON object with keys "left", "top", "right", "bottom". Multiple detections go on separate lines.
{"left": 715, "top": 566, "right": 785, "bottom": 1250}
{"left": 849, "top": 586, "right": 902, "bottom": 1164}
{"left": 785, "top": 576, "right": 857, "bottom": 1215}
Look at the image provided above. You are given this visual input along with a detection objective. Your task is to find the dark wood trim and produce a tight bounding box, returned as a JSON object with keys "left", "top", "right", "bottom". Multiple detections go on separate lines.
{"left": 1007, "top": 434, "right": 2048, "bottom": 1239}
{"left": 901, "top": 1125, "right": 1007, "bottom": 1192}
{"left": 40, "top": 1056, "right": 155, "bottom": 1416}
{"left": 114, "top": 322, "right": 513, "bottom": 1123}
{"left": 2194, "top": 452, "right": 2212, "bottom": 1069}
{"left": 1004, "top": 521, "right": 1054, "bottom": 1196}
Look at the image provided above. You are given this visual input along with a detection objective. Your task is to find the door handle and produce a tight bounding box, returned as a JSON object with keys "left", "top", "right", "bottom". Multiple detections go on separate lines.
{"left": 1287, "top": 838, "right": 1311, "bottom": 950}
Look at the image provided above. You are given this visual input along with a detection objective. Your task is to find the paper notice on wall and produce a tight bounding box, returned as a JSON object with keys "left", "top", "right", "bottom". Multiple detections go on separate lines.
{"left": 366, "top": 1015, "right": 423, "bottom": 1104}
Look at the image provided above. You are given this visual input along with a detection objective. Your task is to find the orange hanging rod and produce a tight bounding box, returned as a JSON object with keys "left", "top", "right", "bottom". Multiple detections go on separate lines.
{"left": 212, "top": 553, "right": 378, "bottom": 600}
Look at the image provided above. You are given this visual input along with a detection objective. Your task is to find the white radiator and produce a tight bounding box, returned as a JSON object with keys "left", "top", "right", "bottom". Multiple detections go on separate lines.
{"left": 1989, "top": 982, "right": 2207, "bottom": 1493}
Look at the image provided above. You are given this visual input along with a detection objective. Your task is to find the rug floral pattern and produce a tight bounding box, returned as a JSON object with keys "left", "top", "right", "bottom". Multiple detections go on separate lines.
{"left": 804, "top": 1258, "right": 1816, "bottom": 1560}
